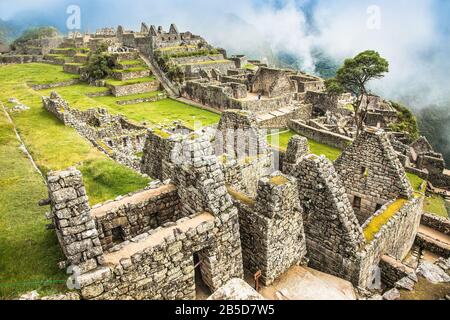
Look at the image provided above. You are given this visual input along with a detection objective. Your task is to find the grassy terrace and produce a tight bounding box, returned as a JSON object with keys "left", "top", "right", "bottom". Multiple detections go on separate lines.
{"left": 0, "top": 110, "right": 67, "bottom": 299}
{"left": 0, "top": 63, "right": 151, "bottom": 298}
{"left": 0, "top": 63, "right": 150, "bottom": 204}
{"left": 119, "top": 59, "right": 145, "bottom": 66}
{"left": 267, "top": 130, "right": 342, "bottom": 161}
{"left": 38, "top": 83, "right": 220, "bottom": 129}
{"left": 180, "top": 59, "right": 232, "bottom": 66}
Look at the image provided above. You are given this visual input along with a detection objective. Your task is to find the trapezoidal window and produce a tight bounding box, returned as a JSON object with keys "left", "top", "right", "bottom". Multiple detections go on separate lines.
{"left": 353, "top": 196, "right": 362, "bottom": 210}
{"left": 111, "top": 226, "right": 125, "bottom": 244}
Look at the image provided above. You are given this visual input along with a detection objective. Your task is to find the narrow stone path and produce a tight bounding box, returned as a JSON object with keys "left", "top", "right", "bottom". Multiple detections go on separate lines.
{"left": 419, "top": 225, "right": 450, "bottom": 245}
{"left": 139, "top": 52, "right": 180, "bottom": 97}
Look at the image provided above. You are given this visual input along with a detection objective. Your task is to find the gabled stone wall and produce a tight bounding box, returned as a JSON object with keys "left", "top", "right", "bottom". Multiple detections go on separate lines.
{"left": 289, "top": 154, "right": 366, "bottom": 285}
{"left": 334, "top": 129, "right": 413, "bottom": 224}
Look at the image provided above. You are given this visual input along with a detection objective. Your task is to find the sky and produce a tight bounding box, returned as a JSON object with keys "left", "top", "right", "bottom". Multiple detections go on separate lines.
{"left": 1, "top": 0, "right": 449, "bottom": 108}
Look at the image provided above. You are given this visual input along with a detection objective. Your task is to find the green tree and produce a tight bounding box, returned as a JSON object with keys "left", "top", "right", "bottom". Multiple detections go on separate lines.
{"left": 85, "top": 49, "right": 115, "bottom": 81}
{"left": 326, "top": 50, "right": 389, "bottom": 136}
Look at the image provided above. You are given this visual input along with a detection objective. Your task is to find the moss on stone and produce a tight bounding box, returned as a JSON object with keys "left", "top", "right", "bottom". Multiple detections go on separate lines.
{"left": 364, "top": 199, "right": 407, "bottom": 242}
{"left": 270, "top": 175, "right": 289, "bottom": 186}
{"left": 227, "top": 186, "right": 256, "bottom": 207}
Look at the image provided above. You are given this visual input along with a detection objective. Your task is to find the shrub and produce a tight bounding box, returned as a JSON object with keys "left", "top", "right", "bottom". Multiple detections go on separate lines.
{"left": 85, "top": 52, "right": 116, "bottom": 81}
{"left": 389, "top": 101, "right": 420, "bottom": 142}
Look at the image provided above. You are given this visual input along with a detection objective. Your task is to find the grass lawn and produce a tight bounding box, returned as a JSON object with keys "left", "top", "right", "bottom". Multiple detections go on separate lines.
{"left": 406, "top": 173, "right": 448, "bottom": 218}
{"left": 0, "top": 110, "right": 67, "bottom": 299}
{"left": 424, "top": 195, "right": 449, "bottom": 219}
{"left": 39, "top": 84, "right": 220, "bottom": 129}
{"left": 0, "top": 63, "right": 150, "bottom": 205}
{"left": 267, "top": 130, "right": 342, "bottom": 161}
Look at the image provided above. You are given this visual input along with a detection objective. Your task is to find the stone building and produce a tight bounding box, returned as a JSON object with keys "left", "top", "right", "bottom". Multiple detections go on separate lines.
{"left": 282, "top": 132, "right": 422, "bottom": 288}
{"left": 44, "top": 131, "right": 244, "bottom": 300}
{"left": 250, "top": 67, "right": 296, "bottom": 98}
{"left": 334, "top": 128, "right": 413, "bottom": 223}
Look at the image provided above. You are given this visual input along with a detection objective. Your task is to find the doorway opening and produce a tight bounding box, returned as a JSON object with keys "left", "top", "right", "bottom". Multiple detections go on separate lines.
{"left": 194, "top": 251, "right": 212, "bottom": 300}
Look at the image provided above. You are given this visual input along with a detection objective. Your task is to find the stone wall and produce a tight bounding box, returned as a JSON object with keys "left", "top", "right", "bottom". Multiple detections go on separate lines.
{"left": 335, "top": 129, "right": 413, "bottom": 224}
{"left": 108, "top": 80, "right": 160, "bottom": 97}
{"left": 421, "top": 213, "right": 450, "bottom": 235}
{"left": 251, "top": 67, "right": 296, "bottom": 98}
{"left": 92, "top": 185, "right": 181, "bottom": 252}
{"left": 289, "top": 119, "right": 352, "bottom": 150}
{"left": 236, "top": 172, "right": 307, "bottom": 285}
{"left": 46, "top": 132, "right": 244, "bottom": 300}
{"left": 359, "top": 197, "right": 423, "bottom": 288}
{"left": 216, "top": 110, "right": 268, "bottom": 160}
{"left": 43, "top": 92, "right": 147, "bottom": 171}
{"left": 221, "top": 154, "right": 273, "bottom": 198}
{"left": 111, "top": 70, "right": 151, "bottom": 81}
{"left": 379, "top": 255, "right": 416, "bottom": 288}
{"left": 46, "top": 168, "right": 104, "bottom": 273}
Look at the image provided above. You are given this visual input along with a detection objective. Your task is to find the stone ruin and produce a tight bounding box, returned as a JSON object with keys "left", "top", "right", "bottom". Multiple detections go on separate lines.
{"left": 23, "top": 21, "right": 447, "bottom": 299}
{"left": 38, "top": 94, "right": 431, "bottom": 298}
{"left": 43, "top": 92, "right": 147, "bottom": 171}
{"left": 334, "top": 128, "right": 413, "bottom": 223}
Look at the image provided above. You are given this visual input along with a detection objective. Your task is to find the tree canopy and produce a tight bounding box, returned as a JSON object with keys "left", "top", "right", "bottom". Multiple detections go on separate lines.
{"left": 326, "top": 50, "right": 389, "bottom": 136}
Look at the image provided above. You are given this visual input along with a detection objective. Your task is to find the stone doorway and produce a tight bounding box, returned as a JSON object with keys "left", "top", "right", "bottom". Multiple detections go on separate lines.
{"left": 193, "top": 250, "right": 212, "bottom": 300}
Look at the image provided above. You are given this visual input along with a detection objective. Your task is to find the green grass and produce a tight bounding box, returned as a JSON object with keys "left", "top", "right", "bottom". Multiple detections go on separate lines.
{"left": 79, "top": 159, "right": 150, "bottom": 205}
{"left": 267, "top": 130, "right": 342, "bottom": 161}
{"left": 180, "top": 59, "right": 231, "bottom": 66}
{"left": 39, "top": 83, "right": 219, "bottom": 129}
{"left": 406, "top": 173, "right": 448, "bottom": 218}
{"left": 105, "top": 76, "right": 156, "bottom": 87}
{"left": 0, "top": 110, "right": 67, "bottom": 299}
{"left": 0, "top": 62, "right": 152, "bottom": 298}
{"left": 407, "top": 173, "right": 425, "bottom": 193}
{"left": 0, "top": 63, "right": 150, "bottom": 201}
{"left": 119, "top": 59, "right": 144, "bottom": 66}
{"left": 424, "top": 195, "right": 448, "bottom": 219}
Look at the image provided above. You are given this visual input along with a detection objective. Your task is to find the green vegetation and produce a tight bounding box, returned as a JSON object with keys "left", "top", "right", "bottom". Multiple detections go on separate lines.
{"left": 0, "top": 63, "right": 149, "bottom": 202}
{"left": 0, "top": 110, "right": 66, "bottom": 299}
{"left": 267, "top": 130, "right": 342, "bottom": 161}
{"left": 424, "top": 195, "right": 448, "bottom": 219}
{"left": 407, "top": 173, "right": 425, "bottom": 193}
{"left": 79, "top": 159, "right": 150, "bottom": 205}
{"left": 244, "top": 63, "right": 257, "bottom": 70}
{"left": 120, "top": 59, "right": 144, "bottom": 66}
{"left": 227, "top": 186, "right": 256, "bottom": 207}
{"left": 364, "top": 199, "right": 407, "bottom": 242}
{"left": 0, "top": 62, "right": 152, "bottom": 298}
{"left": 180, "top": 59, "right": 231, "bottom": 66}
{"left": 38, "top": 82, "right": 219, "bottom": 129}
{"left": 11, "top": 26, "right": 59, "bottom": 49}
{"left": 389, "top": 101, "right": 420, "bottom": 142}
{"left": 326, "top": 50, "right": 389, "bottom": 136}
{"left": 85, "top": 51, "right": 116, "bottom": 81}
